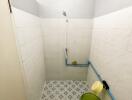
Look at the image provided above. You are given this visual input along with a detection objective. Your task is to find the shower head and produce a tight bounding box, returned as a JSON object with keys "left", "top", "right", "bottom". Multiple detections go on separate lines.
{"left": 62, "top": 11, "right": 67, "bottom": 17}
{"left": 62, "top": 11, "right": 69, "bottom": 23}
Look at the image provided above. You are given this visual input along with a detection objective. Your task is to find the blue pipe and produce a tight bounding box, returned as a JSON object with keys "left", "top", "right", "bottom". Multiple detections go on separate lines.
{"left": 64, "top": 48, "right": 116, "bottom": 100}
{"left": 65, "top": 58, "right": 89, "bottom": 67}
{"left": 88, "top": 60, "right": 116, "bottom": 100}
{"left": 88, "top": 61, "right": 103, "bottom": 81}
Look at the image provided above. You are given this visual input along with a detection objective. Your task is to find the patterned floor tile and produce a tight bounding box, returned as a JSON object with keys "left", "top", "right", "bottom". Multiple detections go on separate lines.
{"left": 40, "top": 80, "right": 89, "bottom": 100}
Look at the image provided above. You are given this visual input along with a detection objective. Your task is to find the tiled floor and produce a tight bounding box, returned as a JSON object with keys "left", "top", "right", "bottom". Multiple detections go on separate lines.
{"left": 41, "top": 80, "right": 89, "bottom": 100}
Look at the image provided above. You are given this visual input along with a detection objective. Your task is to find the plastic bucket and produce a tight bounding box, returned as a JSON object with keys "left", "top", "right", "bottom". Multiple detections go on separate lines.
{"left": 80, "top": 93, "right": 101, "bottom": 100}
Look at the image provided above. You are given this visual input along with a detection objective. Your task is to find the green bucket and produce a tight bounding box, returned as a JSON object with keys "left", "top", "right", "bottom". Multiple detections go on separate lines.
{"left": 80, "top": 93, "right": 101, "bottom": 100}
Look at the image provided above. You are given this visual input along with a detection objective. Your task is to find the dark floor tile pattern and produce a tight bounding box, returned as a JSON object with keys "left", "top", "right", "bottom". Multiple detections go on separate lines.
{"left": 41, "top": 80, "right": 89, "bottom": 100}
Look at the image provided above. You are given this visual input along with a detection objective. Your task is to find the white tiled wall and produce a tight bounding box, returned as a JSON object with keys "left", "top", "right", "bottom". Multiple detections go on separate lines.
{"left": 12, "top": 7, "right": 46, "bottom": 100}
{"left": 90, "top": 6, "right": 132, "bottom": 100}
{"left": 41, "top": 18, "right": 93, "bottom": 80}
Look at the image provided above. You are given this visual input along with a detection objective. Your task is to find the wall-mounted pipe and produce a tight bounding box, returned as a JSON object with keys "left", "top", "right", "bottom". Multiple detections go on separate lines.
{"left": 64, "top": 48, "right": 116, "bottom": 100}
{"left": 65, "top": 48, "right": 89, "bottom": 67}
{"left": 65, "top": 48, "right": 116, "bottom": 100}
{"left": 88, "top": 60, "right": 116, "bottom": 100}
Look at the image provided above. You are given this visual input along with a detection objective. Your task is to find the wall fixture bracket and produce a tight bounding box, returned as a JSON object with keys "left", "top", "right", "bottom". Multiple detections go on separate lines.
{"left": 102, "top": 80, "right": 110, "bottom": 90}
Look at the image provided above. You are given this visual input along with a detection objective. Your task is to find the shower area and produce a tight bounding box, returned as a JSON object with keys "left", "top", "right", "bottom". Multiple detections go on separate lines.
{"left": 8, "top": 0, "right": 132, "bottom": 100}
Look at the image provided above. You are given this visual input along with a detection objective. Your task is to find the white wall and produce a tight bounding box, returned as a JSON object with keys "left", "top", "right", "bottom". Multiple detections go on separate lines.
{"left": 38, "top": 0, "right": 94, "bottom": 80}
{"left": 12, "top": 7, "right": 46, "bottom": 100}
{"left": 91, "top": 6, "right": 132, "bottom": 100}
{"left": 41, "top": 18, "right": 92, "bottom": 80}
{"left": 0, "top": 0, "right": 26, "bottom": 100}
